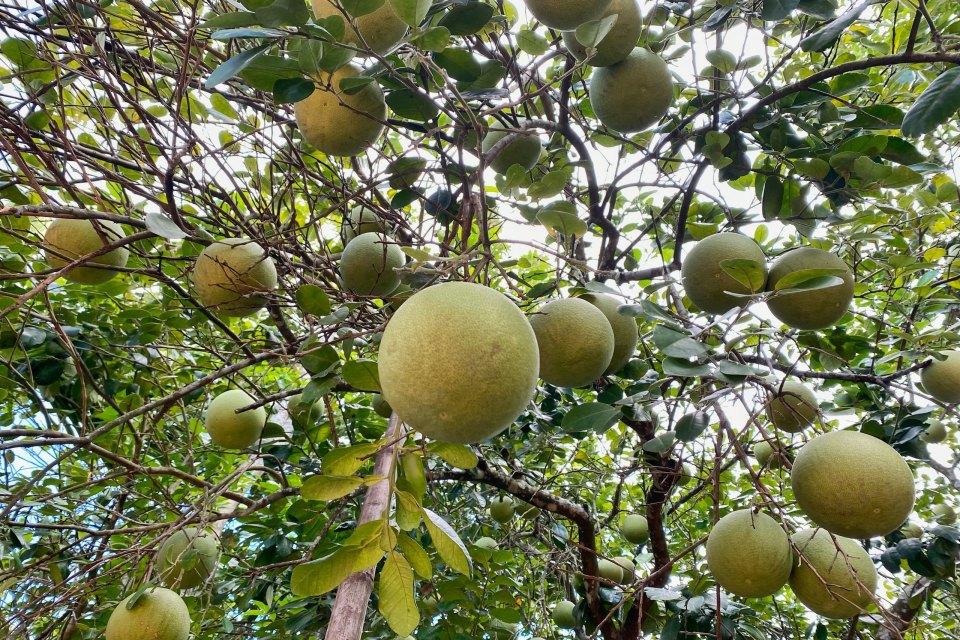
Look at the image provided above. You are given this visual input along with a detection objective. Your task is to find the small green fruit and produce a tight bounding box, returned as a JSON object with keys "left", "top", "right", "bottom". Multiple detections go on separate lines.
{"left": 191, "top": 238, "right": 278, "bottom": 316}
{"left": 597, "top": 558, "right": 623, "bottom": 583}
{"left": 310, "top": 0, "right": 407, "bottom": 55}
{"left": 474, "top": 536, "right": 498, "bottom": 550}
{"left": 612, "top": 556, "right": 635, "bottom": 583}
{"left": 765, "top": 247, "right": 854, "bottom": 330}
{"left": 589, "top": 48, "right": 674, "bottom": 133}
{"left": 372, "top": 394, "right": 392, "bottom": 418}
{"left": 900, "top": 522, "right": 923, "bottom": 538}
{"left": 551, "top": 600, "right": 577, "bottom": 628}
{"left": 489, "top": 497, "right": 515, "bottom": 523}
{"left": 205, "top": 389, "right": 267, "bottom": 449}
{"left": 156, "top": 528, "right": 220, "bottom": 589}
{"left": 339, "top": 232, "right": 404, "bottom": 296}
{"left": 766, "top": 380, "right": 818, "bottom": 432}
{"left": 920, "top": 418, "right": 948, "bottom": 443}
{"left": 921, "top": 351, "right": 960, "bottom": 404}
{"left": 561, "top": 0, "right": 641, "bottom": 67}
{"left": 481, "top": 125, "right": 543, "bottom": 174}
{"left": 524, "top": 0, "right": 611, "bottom": 30}
{"left": 581, "top": 293, "right": 638, "bottom": 375}
{"left": 753, "top": 440, "right": 787, "bottom": 469}
{"left": 933, "top": 503, "right": 957, "bottom": 525}
{"left": 621, "top": 514, "right": 649, "bottom": 544}
{"left": 341, "top": 205, "right": 387, "bottom": 242}
{"left": 680, "top": 232, "right": 766, "bottom": 314}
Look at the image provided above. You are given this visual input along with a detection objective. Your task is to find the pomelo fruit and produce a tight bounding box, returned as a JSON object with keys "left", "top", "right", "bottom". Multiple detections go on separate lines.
{"left": 529, "top": 298, "right": 615, "bottom": 387}
{"left": 372, "top": 394, "right": 392, "bottom": 418}
{"left": 205, "top": 389, "right": 267, "bottom": 449}
{"left": 789, "top": 528, "right": 877, "bottom": 619}
{"left": 561, "top": 0, "right": 641, "bottom": 67}
{"left": 589, "top": 48, "right": 673, "bottom": 133}
{"left": 765, "top": 247, "right": 854, "bottom": 330}
{"left": 294, "top": 64, "right": 386, "bottom": 156}
{"left": 621, "top": 514, "right": 649, "bottom": 544}
{"left": 900, "top": 522, "right": 923, "bottom": 538}
{"left": 754, "top": 440, "right": 787, "bottom": 469}
{"left": 705, "top": 509, "right": 792, "bottom": 598}
{"left": 489, "top": 497, "right": 515, "bottom": 523}
{"left": 612, "top": 555, "right": 635, "bottom": 583}
{"left": 339, "top": 232, "right": 404, "bottom": 296}
{"left": 552, "top": 600, "right": 577, "bottom": 628}
{"left": 766, "top": 380, "right": 818, "bottom": 432}
{"left": 680, "top": 232, "right": 766, "bottom": 314}
{"left": 920, "top": 351, "right": 960, "bottom": 404}
{"left": 156, "top": 528, "right": 220, "bottom": 589}
{"left": 791, "top": 430, "right": 914, "bottom": 538}
{"left": 104, "top": 587, "right": 191, "bottom": 640}
{"left": 581, "top": 293, "right": 638, "bottom": 375}
{"left": 597, "top": 558, "right": 623, "bottom": 583}
{"left": 481, "top": 126, "right": 543, "bottom": 174}
{"left": 920, "top": 417, "right": 948, "bottom": 443}
{"left": 933, "top": 503, "right": 957, "bottom": 525}
{"left": 44, "top": 218, "right": 129, "bottom": 285}
{"left": 524, "top": 0, "right": 611, "bottom": 30}
{"left": 377, "top": 281, "right": 539, "bottom": 443}
{"left": 311, "top": 0, "right": 407, "bottom": 55}
{"left": 341, "top": 205, "right": 387, "bottom": 242}
{"left": 191, "top": 238, "right": 277, "bottom": 316}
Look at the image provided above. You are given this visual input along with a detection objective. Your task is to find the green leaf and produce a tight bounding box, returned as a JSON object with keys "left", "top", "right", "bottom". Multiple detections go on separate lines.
{"left": 642, "top": 432, "right": 675, "bottom": 454}
{"left": 301, "top": 474, "right": 365, "bottom": 501}
{"left": 718, "top": 258, "right": 766, "bottom": 293}
{"left": 395, "top": 490, "right": 422, "bottom": 531}
{"left": 273, "top": 77, "right": 315, "bottom": 103}
{"left": 427, "top": 442, "right": 478, "bottom": 469}
{"left": 574, "top": 14, "right": 618, "bottom": 48}
{"left": 761, "top": 175, "right": 784, "bottom": 220}
{"left": 396, "top": 532, "right": 432, "bottom": 578}
{"left": 338, "top": 75, "right": 375, "bottom": 94}
{"left": 652, "top": 325, "right": 707, "bottom": 359}
{"left": 432, "top": 48, "right": 482, "bottom": 82}
{"left": 204, "top": 44, "right": 270, "bottom": 89}
{"left": 527, "top": 169, "right": 569, "bottom": 199}
{"left": 772, "top": 267, "right": 846, "bottom": 291}
{"left": 144, "top": 212, "right": 188, "bottom": 240}
{"left": 323, "top": 441, "right": 383, "bottom": 475}
{"left": 438, "top": 1, "right": 494, "bottom": 35}
{"left": 125, "top": 584, "right": 153, "bottom": 610}
{"left": 254, "top": 0, "right": 310, "bottom": 27}
{"left": 799, "top": 0, "right": 873, "bottom": 52}
{"left": 199, "top": 11, "right": 258, "bottom": 29}
{"left": 561, "top": 402, "right": 620, "bottom": 433}
{"left": 296, "top": 284, "right": 332, "bottom": 316}
{"left": 675, "top": 411, "right": 710, "bottom": 441}
{"left": 661, "top": 357, "right": 712, "bottom": 378}
{"left": 298, "top": 38, "right": 324, "bottom": 75}
{"left": 421, "top": 508, "right": 472, "bottom": 575}
{"left": 412, "top": 26, "right": 450, "bottom": 52}
{"left": 299, "top": 341, "right": 339, "bottom": 375}
{"left": 705, "top": 49, "right": 737, "bottom": 74}
{"left": 342, "top": 359, "right": 380, "bottom": 391}
{"left": 389, "top": 0, "right": 431, "bottom": 27}
{"left": 290, "top": 541, "right": 384, "bottom": 596}
{"left": 536, "top": 202, "right": 587, "bottom": 237}
{"left": 211, "top": 27, "right": 285, "bottom": 39}
{"left": 902, "top": 67, "right": 960, "bottom": 137}
{"left": 341, "top": 0, "right": 385, "bottom": 17}
{"left": 378, "top": 551, "right": 419, "bottom": 636}
{"left": 386, "top": 89, "right": 440, "bottom": 121}
{"left": 516, "top": 29, "right": 548, "bottom": 55}
{"left": 761, "top": 0, "right": 799, "bottom": 21}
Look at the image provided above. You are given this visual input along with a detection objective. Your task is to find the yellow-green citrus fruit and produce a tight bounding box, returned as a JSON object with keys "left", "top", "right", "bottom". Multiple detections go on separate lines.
{"left": 341, "top": 205, "right": 387, "bottom": 242}
{"left": 205, "top": 389, "right": 267, "bottom": 449}
{"left": 920, "top": 351, "right": 960, "bottom": 404}
{"left": 378, "top": 281, "right": 539, "bottom": 443}
{"left": 294, "top": 64, "right": 386, "bottom": 156}
{"left": 933, "top": 503, "right": 957, "bottom": 525}
{"left": 921, "top": 418, "right": 948, "bottom": 443}
{"left": 489, "top": 497, "right": 515, "bottom": 522}
{"left": 524, "top": 0, "right": 611, "bottom": 30}
{"left": 705, "top": 510, "right": 792, "bottom": 598}
{"left": 372, "top": 394, "right": 392, "bottom": 418}
{"left": 766, "top": 380, "right": 818, "bottom": 432}
{"left": 589, "top": 48, "right": 674, "bottom": 133}
{"left": 44, "top": 218, "right": 129, "bottom": 285}
{"left": 680, "top": 232, "right": 766, "bottom": 314}
{"left": 561, "top": 0, "right": 641, "bottom": 67}
{"left": 156, "top": 528, "right": 220, "bottom": 589}
{"left": 582, "top": 293, "right": 638, "bottom": 375}
{"left": 791, "top": 430, "right": 915, "bottom": 538}
{"left": 621, "top": 514, "right": 649, "bottom": 544}
{"left": 191, "top": 238, "right": 278, "bottom": 316}
{"left": 339, "top": 233, "right": 404, "bottom": 296}
{"left": 765, "top": 247, "right": 854, "bottom": 330}
{"left": 310, "top": 0, "right": 407, "bottom": 55}
{"left": 104, "top": 587, "right": 191, "bottom": 640}
{"left": 529, "top": 298, "right": 615, "bottom": 387}
{"left": 552, "top": 600, "right": 577, "bottom": 628}
{"left": 612, "top": 556, "right": 635, "bottom": 583}
{"left": 481, "top": 126, "right": 543, "bottom": 174}
{"left": 597, "top": 558, "right": 623, "bottom": 583}
{"left": 474, "top": 536, "right": 498, "bottom": 550}
{"left": 789, "top": 528, "right": 877, "bottom": 619}
{"left": 901, "top": 522, "right": 923, "bottom": 538}
{"left": 754, "top": 440, "right": 787, "bottom": 469}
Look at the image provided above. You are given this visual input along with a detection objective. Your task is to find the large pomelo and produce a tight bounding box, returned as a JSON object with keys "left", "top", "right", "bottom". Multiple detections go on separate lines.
{"left": 705, "top": 509, "right": 792, "bottom": 598}
{"left": 105, "top": 587, "right": 191, "bottom": 640}
{"left": 156, "top": 528, "right": 220, "bottom": 589}
{"left": 524, "top": 0, "right": 612, "bottom": 31}
{"left": 561, "top": 0, "right": 641, "bottom": 67}
{"left": 205, "top": 389, "right": 267, "bottom": 449}
{"left": 765, "top": 247, "right": 854, "bottom": 330}
{"left": 339, "top": 232, "right": 404, "bottom": 296}
{"left": 789, "top": 528, "right": 877, "bottom": 619}
{"left": 621, "top": 514, "right": 648, "bottom": 544}
{"left": 680, "top": 232, "right": 766, "bottom": 314}
{"left": 294, "top": 64, "right": 386, "bottom": 156}
{"left": 920, "top": 350, "right": 960, "bottom": 404}
{"left": 589, "top": 48, "right": 673, "bottom": 133}
{"left": 377, "top": 282, "right": 539, "bottom": 443}
{"left": 529, "top": 298, "right": 614, "bottom": 387}
{"left": 191, "top": 238, "right": 277, "bottom": 316}
{"left": 44, "top": 218, "right": 129, "bottom": 285}
{"left": 581, "top": 293, "right": 638, "bottom": 375}
{"left": 766, "top": 380, "right": 818, "bottom": 432}
{"left": 311, "top": 0, "right": 407, "bottom": 55}
{"left": 481, "top": 125, "right": 543, "bottom": 174}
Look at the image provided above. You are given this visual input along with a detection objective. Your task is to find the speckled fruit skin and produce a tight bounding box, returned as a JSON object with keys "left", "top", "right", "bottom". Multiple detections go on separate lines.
{"left": 621, "top": 514, "right": 648, "bottom": 544}
{"left": 766, "top": 380, "right": 818, "bottom": 432}
{"left": 789, "top": 528, "right": 877, "bottom": 619}
{"left": 310, "top": 0, "right": 407, "bottom": 55}
{"left": 489, "top": 497, "right": 515, "bottom": 522}
{"left": 524, "top": 0, "right": 612, "bottom": 30}
{"left": 680, "top": 233, "right": 767, "bottom": 314}
{"left": 339, "top": 233, "right": 404, "bottom": 296}
{"left": 205, "top": 389, "right": 267, "bottom": 449}
{"left": 581, "top": 293, "right": 638, "bottom": 375}
{"left": 612, "top": 556, "right": 635, "bottom": 583}
{"left": 104, "top": 587, "right": 191, "bottom": 640}
{"left": 921, "top": 417, "right": 948, "bottom": 443}
{"left": 156, "top": 528, "right": 220, "bottom": 589}
{"left": 191, "top": 238, "right": 278, "bottom": 316}
{"left": 597, "top": 558, "right": 623, "bottom": 583}
{"left": 589, "top": 48, "right": 674, "bottom": 133}
{"left": 44, "top": 218, "right": 129, "bottom": 284}
{"left": 705, "top": 510, "right": 792, "bottom": 598}
{"left": 481, "top": 127, "right": 543, "bottom": 174}
{"left": 377, "top": 282, "right": 539, "bottom": 443}
{"left": 529, "top": 298, "right": 614, "bottom": 387}
{"left": 791, "top": 430, "right": 915, "bottom": 538}
{"left": 294, "top": 64, "right": 386, "bottom": 157}
{"left": 341, "top": 206, "right": 386, "bottom": 242}
{"left": 921, "top": 351, "right": 960, "bottom": 404}
{"left": 561, "top": 0, "right": 640, "bottom": 67}
{"left": 552, "top": 600, "right": 577, "bottom": 628}
{"left": 765, "top": 247, "right": 854, "bottom": 330}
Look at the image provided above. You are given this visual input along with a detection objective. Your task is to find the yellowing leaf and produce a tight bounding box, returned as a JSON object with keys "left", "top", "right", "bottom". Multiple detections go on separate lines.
{"left": 395, "top": 489, "right": 422, "bottom": 531}
{"left": 396, "top": 532, "right": 432, "bottom": 578}
{"left": 378, "top": 551, "right": 419, "bottom": 636}
{"left": 290, "top": 539, "right": 385, "bottom": 596}
{"left": 422, "top": 507, "right": 472, "bottom": 575}
{"left": 301, "top": 474, "right": 364, "bottom": 501}
{"left": 322, "top": 441, "right": 383, "bottom": 476}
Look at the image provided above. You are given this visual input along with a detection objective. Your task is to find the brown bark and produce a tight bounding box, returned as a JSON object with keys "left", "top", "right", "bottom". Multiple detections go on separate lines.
{"left": 876, "top": 578, "right": 934, "bottom": 640}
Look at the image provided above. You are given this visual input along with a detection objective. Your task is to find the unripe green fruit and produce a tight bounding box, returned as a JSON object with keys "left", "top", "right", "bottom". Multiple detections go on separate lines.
{"left": 753, "top": 440, "right": 787, "bottom": 469}
{"left": 529, "top": 298, "right": 615, "bottom": 387}
{"left": 789, "top": 528, "right": 877, "bottom": 619}
{"left": 705, "top": 510, "right": 792, "bottom": 598}
{"left": 311, "top": 0, "right": 407, "bottom": 55}
{"left": 44, "top": 218, "right": 129, "bottom": 285}
{"left": 582, "top": 293, "right": 638, "bottom": 375}
{"left": 191, "top": 238, "right": 278, "bottom": 316}
{"left": 612, "top": 556, "right": 635, "bottom": 583}
{"left": 561, "top": 0, "right": 641, "bottom": 67}
{"left": 205, "top": 389, "right": 267, "bottom": 449}
{"left": 921, "top": 418, "right": 948, "bottom": 443}
{"left": 900, "top": 522, "right": 923, "bottom": 538}
{"left": 589, "top": 48, "right": 674, "bottom": 133}
{"left": 341, "top": 205, "right": 386, "bottom": 242}
{"left": 597, "top": 558, "right": 623, "bottom": 583}
{"left": 156, "top": 528, "right": 220, "bottom": 589}
{"left": 766, "top": 380, "right": 818, "bottom": 432}
{"left": 552, "top": 600, "right": 577, "bottom": 628}
{"left": 765, "top": 247, "right": 854, "bottom": 330}
{"left": 621, "top": 514, "right": 649, "bottom": 544}
{"left": 489, "top": 497, "right": 515, "bottom": 523}
{"left": 680, "top": 233, "right": 766, "bottom": 314}
{"left": 933, "top": 503, "right": 957, "bottom": 525}
{"left": 105, "top": 587, "right": 191, "bottom": 640}
{"left": 294, "top": 64, "right": 386, "bottom": 156}
{"left": 481, "top": 126, "right": 543, "bottom": 174}
{"left": 921, "top": 351, "right": 960, "bottom": 404}
{"left": 372, "top": 394, "right": 392, "bottom": 418}
{"left": 791, "top": 430, "right": 915, "bottom": 538}
{"left": 524, "top": 0, "right": 611, "bottom": 30}
{"left": 378, "top": 282, "right": 539, "bottom": 443}
{"left": 339, "top": 233, "right": 404, "bottom": 296}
